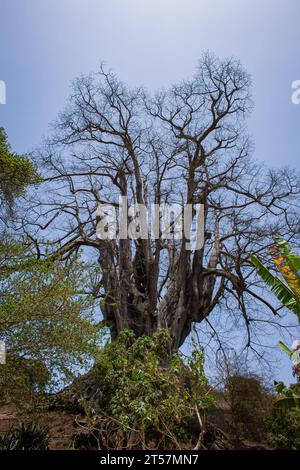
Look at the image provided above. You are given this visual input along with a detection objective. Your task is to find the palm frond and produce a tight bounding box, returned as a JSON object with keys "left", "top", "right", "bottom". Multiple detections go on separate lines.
{"left": 250, "top": 255, "right": 300, "bottom": 319}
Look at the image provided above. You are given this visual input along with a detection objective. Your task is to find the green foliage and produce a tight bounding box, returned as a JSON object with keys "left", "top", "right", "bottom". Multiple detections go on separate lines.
{"left": 0, "top": 354, "right": 50, "bottom": 406}
{"left": 278, "top": 341, "right": 293, "bottom": 355}
{"left": 250, "top": 254, "right": 300, "bottom": 317}
{"left": 0, "top": 128, "right": 40, "bottom": 208}
{"left": 273, "top": 340, "right": 300, "bottom": 410}
{"left": 265, "top": 345, "right": 300, "bottom": 449}
{"left": 91, "top": 329, "right": 213, "bottom": 441}
{"left": 275, "top": 237, "right": 300, "bottom": 274}
{"left": 250, "top": 238, "right": 300, "bottom": 319}
{"left": 251, "top": 239, "right": 300, "bottom": 425}
{"left": 0, "top": 421, "right": 49, "bottom": 450}
{"left": 266, "top": 406, "right": 300, "bottom": 450}
{"left": 0, "top": 239, "right": 104, "bottom": 405}
{"left": 272, "top": 380, "right": 300, "bottom": 410}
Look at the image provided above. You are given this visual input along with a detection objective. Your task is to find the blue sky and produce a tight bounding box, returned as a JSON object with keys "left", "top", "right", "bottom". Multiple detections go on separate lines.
{"left": 0, "top": 0, "right": 300, "bottom": 382}
{"left": 0, "top": 0, "right": 299, "bottom": 166}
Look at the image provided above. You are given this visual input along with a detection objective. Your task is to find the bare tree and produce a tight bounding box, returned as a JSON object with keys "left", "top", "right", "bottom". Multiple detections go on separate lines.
{"left": 21, "top": 53, "right": 300, "bottom": 350}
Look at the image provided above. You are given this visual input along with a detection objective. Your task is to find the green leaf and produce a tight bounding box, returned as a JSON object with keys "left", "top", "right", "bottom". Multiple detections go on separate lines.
{"left": 274, "top": 397, "right": 300, "bottom": 410}
{"left": 250, "top": 254, "right": 300, "bottom": 319}
{"left": 278, "top": 341, "right": 293, "bottom": 355}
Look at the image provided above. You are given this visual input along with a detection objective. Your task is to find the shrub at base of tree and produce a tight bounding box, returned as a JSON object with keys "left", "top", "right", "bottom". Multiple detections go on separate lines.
{"left": 67, "top": 329, "right": 216, "bottom": 450}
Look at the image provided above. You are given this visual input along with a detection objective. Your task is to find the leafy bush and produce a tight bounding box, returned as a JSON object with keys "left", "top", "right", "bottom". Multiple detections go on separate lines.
{"left": 266, "top": 364, "right": 300, "bottom": 449}
{"left": 266, "top": 406, "right": 300, "bottom": 450}
{"left": 77, "top": 329, "right": 213, "bottom": 448}
{"left": 264, "top": 338, "right": 300, "bottom": 449}
{"left": 0, "top": 421, "right": 49, "bottom": 450}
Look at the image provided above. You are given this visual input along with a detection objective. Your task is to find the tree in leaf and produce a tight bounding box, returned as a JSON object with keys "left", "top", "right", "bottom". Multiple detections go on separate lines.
{"left": 0, "top": 127, "right": 40, "bottom": 213}
{"left": 0, "top": 130, "right": 104, "bottom": 406}
{"left": 0, "top": 239, "right": 104, "bottom": 405}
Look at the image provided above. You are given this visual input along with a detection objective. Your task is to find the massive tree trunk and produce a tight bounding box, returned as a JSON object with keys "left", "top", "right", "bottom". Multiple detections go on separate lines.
{"left": 97, "top": 217, "right": 242, "bottom": 349}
